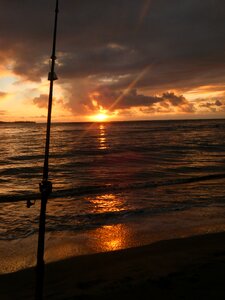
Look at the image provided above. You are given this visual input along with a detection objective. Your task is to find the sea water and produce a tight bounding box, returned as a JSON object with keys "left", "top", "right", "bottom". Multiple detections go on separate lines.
{"left": 0, "top": 120, "right": 225, "bottom": 273}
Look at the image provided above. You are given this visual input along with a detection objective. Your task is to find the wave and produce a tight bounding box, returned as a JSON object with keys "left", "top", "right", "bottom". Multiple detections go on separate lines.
{"left": 0, "top": 173, "right": 225, "bottom": 204}
{"left": 45, "top": 204, "right": 192, "bottom": 233}
{"left": 0, "top": 202, "right": 200, "bottom": 240}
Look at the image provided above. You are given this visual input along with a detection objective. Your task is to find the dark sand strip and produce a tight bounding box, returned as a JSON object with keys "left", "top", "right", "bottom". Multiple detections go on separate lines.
{"left": 1, "top": 232, "right": 225, "bottom": 299}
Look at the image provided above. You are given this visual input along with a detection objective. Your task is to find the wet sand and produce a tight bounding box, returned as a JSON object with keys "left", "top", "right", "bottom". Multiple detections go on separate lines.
{"left": 1, "top": 232, "right": 225, "bottom": 299}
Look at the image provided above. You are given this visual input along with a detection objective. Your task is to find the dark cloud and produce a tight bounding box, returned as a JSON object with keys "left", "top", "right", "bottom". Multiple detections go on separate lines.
{"left": 32, "top": 93, "right": 66, "bottom": 110}
{"left": 163, "top": 92, "right": 194, "bottom": 112}
{"left": 198, "top": 96, "right": 225, "bottom": 113}
{"left": 1, "top": 1, "right": 225, "bottom": 78}
{"left": 91, "top": 88, "right": 161, "bottom": 110}
{"left": 67, "top": 86, "right": 195, "bottom": 115}
{"left": 0, "top": 110, "right": 6, "bottom": 115}
{"left": 95, "top": 89, "right": 194, "bottom": 111}
{"left": 33, "top": 94, "right": 48, "bottom": 108}
{"left": 215, "top": 100, "right": 222, "bottom": 106}
{"left": 161, "top": 92, "right": 194, "bottom": 112}
{"left": 1, "top": 0, "right": 225, "bottom": 116}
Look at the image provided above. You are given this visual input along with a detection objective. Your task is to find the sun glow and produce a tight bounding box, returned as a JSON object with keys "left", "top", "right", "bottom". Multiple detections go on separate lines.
{"left": 92, "top": 113, "right": 108, "bottom": 122}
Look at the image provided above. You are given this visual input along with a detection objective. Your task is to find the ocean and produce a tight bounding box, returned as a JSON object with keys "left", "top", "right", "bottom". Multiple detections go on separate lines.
{"left": 0, "top": 119, "right": 225, "bottom": 273}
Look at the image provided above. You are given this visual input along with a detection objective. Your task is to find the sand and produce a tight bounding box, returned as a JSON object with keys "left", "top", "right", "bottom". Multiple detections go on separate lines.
{"left": 0, "top": 232, "right": 225, "bottom": 299}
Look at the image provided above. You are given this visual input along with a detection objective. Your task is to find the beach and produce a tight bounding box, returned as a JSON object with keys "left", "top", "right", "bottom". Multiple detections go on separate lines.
{"left": 1, "top": 231, "right": 225, "bottom": 299}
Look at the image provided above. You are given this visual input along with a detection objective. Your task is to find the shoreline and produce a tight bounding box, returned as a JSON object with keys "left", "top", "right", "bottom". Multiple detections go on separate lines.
{"left": 1, "top": 205, "right": 225, "bottom": 275}
{"left": 1, "top": 231, "right": 225, "bottom": 299}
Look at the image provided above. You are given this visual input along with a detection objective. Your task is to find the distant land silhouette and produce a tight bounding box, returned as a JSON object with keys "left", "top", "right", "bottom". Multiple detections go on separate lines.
{"left": 0, "top": 121, "right": 36, "bottom": 124}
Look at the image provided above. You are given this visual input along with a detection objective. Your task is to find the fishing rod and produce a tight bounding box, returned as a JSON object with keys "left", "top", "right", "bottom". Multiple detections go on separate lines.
{"left": 32, "top": 1, "right": 59, "bottom": 299}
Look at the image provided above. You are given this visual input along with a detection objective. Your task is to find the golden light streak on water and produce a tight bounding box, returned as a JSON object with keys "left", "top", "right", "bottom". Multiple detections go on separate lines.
{"left": 88, "top": 193, "right": 124, "bottom": 214}
{"left": 93, "top": 224, "right": 131, "bottom": 251}
{"left": 98, "top": 124, "right": 108, "bottom": 150}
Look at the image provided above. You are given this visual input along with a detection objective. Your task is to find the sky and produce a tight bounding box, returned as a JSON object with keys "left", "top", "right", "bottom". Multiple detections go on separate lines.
{"left": 0, "top": 0, "right": 225, "bottom": 122}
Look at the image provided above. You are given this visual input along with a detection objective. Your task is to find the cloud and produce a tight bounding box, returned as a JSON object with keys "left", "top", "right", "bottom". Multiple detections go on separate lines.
{"left": 1, "top": 1, "right": 225, "bottom": 82}
{"left": 0, "top": 110, "right": 6, "bottom": 115}
{"left": 215, "top": 100, "right": 222, "bottom": 106}
{"left": 32, "top": 93, "right": 67, "bottom": 111}
{"left": 138, "top": 0, "right": 152, "bottom": 27}
{"left": 33, "top": 94, "right": 48, "bottom": 108}
{"left": 66, "top": 83, "right": 195, "bottom": 115}
{"left": 92, "top": 87, "right": 161, "bottom": 110}
{"left": 139, "top": 92, "right": 195, "bottom": 114}
{"left": 0, "top": 91, "right": 7, "bottom": 98}
{"left": 1, "top": 0, "right": 225, "bottom": 118}
{"left": 196, "top": 95, "right": 225, "bottom": 113}
{"left": 161, "top": 92, "right": 194, "bottom": 113}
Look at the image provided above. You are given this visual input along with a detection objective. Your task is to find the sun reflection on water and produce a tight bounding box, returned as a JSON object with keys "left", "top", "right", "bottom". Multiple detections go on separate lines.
{"left": 92, "top": 224, "right": 131, "bottom": 252}
{"left": 86, "top": 193, "right": 131, "bottom": 251}
{"left": 88, "top": 193, "right": 125, "bottom": 214}
{"left": 98, "top": 124, "right": 108, "bottom": 150}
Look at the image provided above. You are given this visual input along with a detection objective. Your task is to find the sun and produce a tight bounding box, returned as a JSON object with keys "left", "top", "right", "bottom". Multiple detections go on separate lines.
{"left": 92, "top": 113, "right": 108, "bottom": 122}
